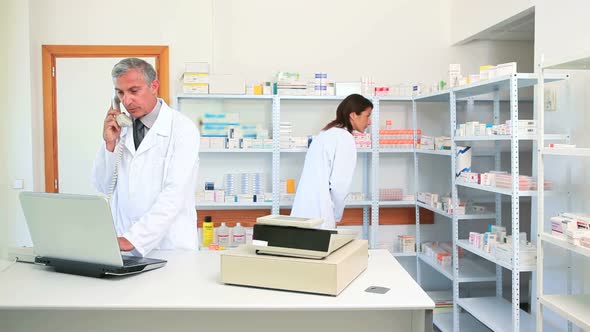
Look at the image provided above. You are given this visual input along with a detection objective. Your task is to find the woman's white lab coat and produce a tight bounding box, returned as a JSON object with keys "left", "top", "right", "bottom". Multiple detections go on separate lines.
{"left": 291, "top": 127, "right": 357, "bottom": 229}
{"left": 92, "top": 100, "right": 199, "bottom": 256}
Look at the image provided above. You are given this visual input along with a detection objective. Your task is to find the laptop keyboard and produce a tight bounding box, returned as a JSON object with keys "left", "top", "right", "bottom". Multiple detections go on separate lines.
{"left": 122, "top": 256, "right": 151, "bottom": 266}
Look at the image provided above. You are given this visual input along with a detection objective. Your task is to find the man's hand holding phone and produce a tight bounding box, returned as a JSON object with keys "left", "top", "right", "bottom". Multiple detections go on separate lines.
{"left": 103, "top": 95, "right": 131, "bottom": 152}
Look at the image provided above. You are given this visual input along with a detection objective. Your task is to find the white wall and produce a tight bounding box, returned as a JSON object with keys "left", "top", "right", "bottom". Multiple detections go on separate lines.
{"left": 450, "top": 0, "right": 534, "bottom": 45}
{"left": 0, "top": 0, "right": 35, "bottom": 256}
{"left": 211, "top": 0, "right": 453, "bottom": 85}
{"left": 535, "top": 0, "right": 590, "bottom": 67}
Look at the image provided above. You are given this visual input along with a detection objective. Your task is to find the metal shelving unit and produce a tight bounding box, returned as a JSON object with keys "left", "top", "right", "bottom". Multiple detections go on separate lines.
{"left": 417, "top": 201, "right": 496, "bottom": 221}
{"left": 450, "top": 72, "right": 568, "bottom": 332}
{"left": 416, "top": 149, "right": 452, "bottom": 156}
{"left": 177, "top": 94, "right": 416, "bottom": 249}
{"left": 412, "top": 88, "right": 452, "bottom": 294}
{"left": 433, "top": 311, "right": 491, "bottom": 332}
{"left": 536, "top": 61, "right": 586, "bottom": 332}
{"left": 538, "top": 295, "right": 590, "bottom": 331}
{"left": 457, "top": 297, "right": 535, "bottom": 332}
{"left": 541, "top": 147, "right": 590, "bottom": 157}
{"left": 296, "top": 148, "right": 371, "bottom": 153}
{"left": 541, "top": 233, "right": 590, "bottom": 258}
{"left": 379, "top": 200, "right": 415, "bottom": 207}
{"left": 457, "top": 240, "right": 536, "bottom": 272}
{"left": 418, "top": 253, "right": 496, "bottom": 283}
{"left": 456, "top": 180, "right": 538, "bottom": 196}
{"left": 455, "top": 134, "right": 568, "bottom": 142}
{"left": 369, "top": 97, "right": 415, "bottom": 250}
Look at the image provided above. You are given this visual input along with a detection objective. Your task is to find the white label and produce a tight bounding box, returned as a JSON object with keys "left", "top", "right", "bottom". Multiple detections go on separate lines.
{"left": 218, "top": 234, "right": 230, "bottom": 247}
{"left": 232, "top": 234, "right": 246, "bottom": 245}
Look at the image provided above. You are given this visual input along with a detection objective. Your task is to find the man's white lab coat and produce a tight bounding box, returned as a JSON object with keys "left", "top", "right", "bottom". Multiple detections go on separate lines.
{"left": 92, "top": 100, "right": 199, "bottom": 256}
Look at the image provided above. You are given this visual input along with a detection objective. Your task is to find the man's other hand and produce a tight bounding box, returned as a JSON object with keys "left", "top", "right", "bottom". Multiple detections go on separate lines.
{"left": 118, "top": 237, "right": 135, "bottom": 251}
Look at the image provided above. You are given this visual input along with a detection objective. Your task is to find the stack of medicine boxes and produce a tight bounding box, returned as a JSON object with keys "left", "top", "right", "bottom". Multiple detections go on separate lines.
{"left": 183, "top": 62, "right": 209, "bottom": 94}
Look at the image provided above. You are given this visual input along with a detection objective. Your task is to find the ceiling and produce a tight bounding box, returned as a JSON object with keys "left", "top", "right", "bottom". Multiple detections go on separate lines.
{"left": 458, "top": 7, "right": 535, "bottom": 44}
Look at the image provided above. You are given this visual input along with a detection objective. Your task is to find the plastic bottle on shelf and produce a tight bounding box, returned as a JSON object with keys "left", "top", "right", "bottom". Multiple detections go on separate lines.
{"left": 202, "top": 216, "right": 214, "bottom": 247}
{"left": 232, "top": 222, "right": 246, "bottom": 247}
{"left": 217, "top": 222, "right": 230, "bottom": 248}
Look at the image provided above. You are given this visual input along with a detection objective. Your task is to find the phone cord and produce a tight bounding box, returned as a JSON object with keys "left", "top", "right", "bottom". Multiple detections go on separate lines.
{"left": 107, "top": 139, "right": 125, "bottom": 200}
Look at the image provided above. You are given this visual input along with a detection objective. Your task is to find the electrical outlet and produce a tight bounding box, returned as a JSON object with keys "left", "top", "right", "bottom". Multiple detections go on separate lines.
{"left": 545, "top": 86, "right": 557, "bottom": 112}
{"left": 12, "top": 179, "right": 24, "bottom": 189}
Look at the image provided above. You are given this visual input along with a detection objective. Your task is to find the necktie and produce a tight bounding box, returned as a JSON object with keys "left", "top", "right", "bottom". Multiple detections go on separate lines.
{"left": 133, "top": 119, "right": 145, "bottom": 150}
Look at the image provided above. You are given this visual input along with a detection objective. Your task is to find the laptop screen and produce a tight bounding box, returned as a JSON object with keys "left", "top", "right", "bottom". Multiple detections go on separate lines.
{"left": 19, "top": 192, "right": 124, "bottom": 266}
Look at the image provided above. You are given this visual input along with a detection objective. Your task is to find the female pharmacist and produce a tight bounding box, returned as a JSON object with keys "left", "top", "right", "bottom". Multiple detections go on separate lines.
{"left": 291, "top": 94, "right": 373, "bottom": 229}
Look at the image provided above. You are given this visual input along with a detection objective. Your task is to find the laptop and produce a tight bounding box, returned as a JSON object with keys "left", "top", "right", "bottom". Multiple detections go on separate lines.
{"left": 19, "top": 191, "right": 167, "bottom": 277}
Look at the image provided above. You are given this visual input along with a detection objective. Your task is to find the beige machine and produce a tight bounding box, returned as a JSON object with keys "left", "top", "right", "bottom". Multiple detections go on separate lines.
{"left": 221, "top": 240, "right": 368, "bottom": 296}
{"left": 220, "top": 215, "right": 368, "bottom": 296}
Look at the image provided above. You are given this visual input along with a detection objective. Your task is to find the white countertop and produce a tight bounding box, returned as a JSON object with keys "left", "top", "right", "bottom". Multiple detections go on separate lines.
{"left": 0, "top": 249, "right": 434, "bottom": 311}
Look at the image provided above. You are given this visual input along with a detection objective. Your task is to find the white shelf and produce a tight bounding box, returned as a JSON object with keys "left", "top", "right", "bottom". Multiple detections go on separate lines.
{"left": 279, "top": 201, "right": 373, "bottom": 208}
{"left": 455, "top": 135, "right": 532, "bottom": 141}
{"left": 344, "top": 201, "right": 372, "bottom": 207}
{"left": 452, "top": 73, "right": 568, "bottom": 99}
{"left": 433, "top": 311, "right": 491, "bottom": 332}
{"left": 542, "top": 147, "right": 590, "bottom": 157}
{"left": 417, "top": 201, "right": 495, "bottom": 220}
{"left": 455, "top": 134, "right": 569, "bottom": 142}
{"left": 418, "top": 253, "right": 496, "bottom": 282}
{"left": 195, "top": 202, "right": 273, "bottom": 210}
{"left": 413, "top": 90, "right": 451, "bottom": 102}
{"left": 392, "top": 252, "right": 417, "bottom": 257}
{"left": 457, "top": 297, "right": 535, "bottom": 332}
{"left": 379, "top": 200, "right": 415, "bottom": 207}
{"left": 178, "top": 94, "right": 273, "bottom": 100}
{"left": 539, "top": 294, "right": 590, "bottom": 331}
{"left": 280, "top": 148, "right": 371, "bottom": 153}
{"left": 376, "top": 96, "right": 413, "bottom": 102}
{"left": 278, "top": 95, "right": 346, "bottom": 101}
{"left": 280, "top": 148, "right": 309, "bottom": 153}
{"left": 456, "top": 213, "right": 497, "bottom": 221}
{"left": 456, "top": 180, "right": 537, "bottom": 196}
{"left": 417, "top": 201, "right": 452, "bottom": 219}
{"left": 541, "top": 233, "right": 590, "bottom": 259}
{"left": 379, "top": 148, "right": 414, "bottom": 153}
{"left": 416, "top": 149, "right": 451, "bottom": 156}
{"left": 457, "top": 240, "right": 536, "bottom": 272}
{"left": 201, "top": 149, "right": 272, "bottom": 153}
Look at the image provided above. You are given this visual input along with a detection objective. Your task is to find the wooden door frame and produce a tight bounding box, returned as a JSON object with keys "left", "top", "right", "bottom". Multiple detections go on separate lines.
{"left": 41, "top": 45, "right": 170, "bottom": 192}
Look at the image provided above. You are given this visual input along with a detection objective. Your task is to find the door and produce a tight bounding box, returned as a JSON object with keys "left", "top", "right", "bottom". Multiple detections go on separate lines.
{"left": 55, "top": 57, "right": 155, "bottom": 194}
{"left": 41, "top": 45, "right": 169, "bottom": 193}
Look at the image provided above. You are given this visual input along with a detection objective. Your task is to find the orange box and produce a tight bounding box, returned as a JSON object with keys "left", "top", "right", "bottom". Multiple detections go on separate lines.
{"left": 286, "top": 179, "right": 296, "bottom": 193}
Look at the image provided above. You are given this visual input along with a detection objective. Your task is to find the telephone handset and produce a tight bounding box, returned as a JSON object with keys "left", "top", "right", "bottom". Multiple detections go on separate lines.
{"left": 107, "top": 94, "right": 132, "bottom": 200}
{"left": 112, "top": 95, "right": 132, "bottom": 127}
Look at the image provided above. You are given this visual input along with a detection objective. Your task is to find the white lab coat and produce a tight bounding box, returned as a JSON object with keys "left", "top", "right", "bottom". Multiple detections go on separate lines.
{"left": 92, "top": 100, "right": 199, "bottom": 256}
{"left": 291, "top": 127, "right": 357, "bottom": 229}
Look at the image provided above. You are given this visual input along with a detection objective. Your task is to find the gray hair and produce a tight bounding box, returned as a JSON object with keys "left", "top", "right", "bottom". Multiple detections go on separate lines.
{"left": 111, "top": 58, "right": 157, "bottom": 84}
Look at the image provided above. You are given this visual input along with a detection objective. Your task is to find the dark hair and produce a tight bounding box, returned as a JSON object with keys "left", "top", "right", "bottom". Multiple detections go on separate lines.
{"left": 111, "top": 58, "right": 157, "bottom": 85}
{"left": 323, "top": 94, "right": 373, "bottom": 132}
